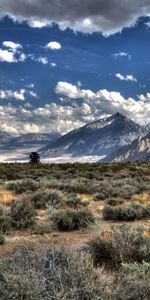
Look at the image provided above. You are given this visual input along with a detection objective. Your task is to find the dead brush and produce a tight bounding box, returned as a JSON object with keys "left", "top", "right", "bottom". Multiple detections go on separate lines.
{"left": 132, "top": 192, "right": 150, "bottom": 206}
{"left": 0, "top": 189, "right": 15, "bottom": 206}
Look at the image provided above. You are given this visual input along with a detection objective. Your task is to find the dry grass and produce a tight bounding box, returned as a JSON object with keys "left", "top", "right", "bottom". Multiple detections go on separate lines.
{"left": 0, "top": 189, "right": 15, "bottom": 206}
{"left": 132, "top": 192, "right": 150, "bottom": 206}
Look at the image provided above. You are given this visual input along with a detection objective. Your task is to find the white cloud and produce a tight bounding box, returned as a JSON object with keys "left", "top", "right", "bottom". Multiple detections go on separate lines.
{"left": 0, "top": 41, "right": 26, "bottom": 63}
{"left": 29, "top": 54, "right": 48, "bottom": 64}
{"left": 2, "top": 41, "right": 22, "bottom": 50}
{"left": 37, "top": 57, "right": 48, "bottom": 64}
{"left": 113, "top": 52, "right": 131, "bottom": 60}
{"left": 116, "top": 73, "right": 137, "bottom": 82}
{"left": 27, "top": 19, "right": 51, "bottom": 28}
{"left": 46, "top": 41, "right": 62, "bottom": 50}
{"left": 56, "top": 81, "right": 96, "bottom": 100}
{"left": 2, "top": 81, "right": 150, "bottom": 136}
{"left": 50, "top": 62, "right": 57, "bottom": 67}
{"left": 55, "top": 81, "right": 150, "bottom": 126}
{"left": 23, "top": 123, "right": 41, "bottom": 133}
{"left": 55, "top": 82, "right": 81, "bottom": 99}
{"left": 0, "top": 49, "right": 16, "bottom": 62}
{"left": 28, "top": 91, "right": 38, "bottom": 98}
{"left": 19, "top": 53, "right": 26, "bottom": 62}
{"left": 27, "top": 83, "right": 34, "bottom": 89}
{"left": 0, "top": 89, "right": 26, "bottom": 101}
{"left": 0, "top": 89, "right": 38, "bottom": 101}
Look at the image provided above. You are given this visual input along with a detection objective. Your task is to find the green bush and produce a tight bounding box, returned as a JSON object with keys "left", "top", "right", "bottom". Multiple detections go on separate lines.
{"left": 53, "top": 208, "right": 95, "bottom": 231}
{"left": 68, "top": 182, "right": 90, "bottom": 194}
{"left": 107, "top": 198, "right": 125, "bottom": 206}
{"left": 66, "top": 194, "right": 88, "bottom": 209}
{"left": 0, "top": 234, "right": 5, "bottom": 245}
{"left": 114, "top": 262, "right": 150, "bottom": 300}
{"left": 0, "top": 245, "right": 109, "bottom": 300}
{"left": 30, "top": 190, "right": 64, "bottom": 209}
{"left": 7, "top": 179, "right": 39, "bottom": 194}
{"left": 89, "top": 225, "right": 150, "bottom": 268}
{"left": 11, "top": 199, "right": 36, "bottom": 229}
{"left": 93, "top": 191, "right": 110, "bottom": 201}
{"left": 103, "top": 204, "right": 150, "bottom": 221}
{"left": 0, "top": 216, "right": 11, "bottom": 233}
{"left": 0, "top": 215, "right": 11, "bottom": 233}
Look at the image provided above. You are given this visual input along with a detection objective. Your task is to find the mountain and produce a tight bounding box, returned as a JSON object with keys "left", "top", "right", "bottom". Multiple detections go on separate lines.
{"left": 100, "top": 132, "right": 150, "bottom": 163}
{"left": 41, "top": 113, "right": 148, "bottom": 158}
{"left": 0, "top": 133, "right": 61, "bottom": 150}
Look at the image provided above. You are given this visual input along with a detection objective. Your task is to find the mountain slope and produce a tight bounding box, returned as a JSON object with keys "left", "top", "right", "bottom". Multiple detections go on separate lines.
{"left": 42, "top": 113, "right": 147, "bottom": 158}
{"left": 101, "top": 132, "right": 150, "bottom": 163}
{"left": 1, "top": 133, "right": 60, "bottom": 150}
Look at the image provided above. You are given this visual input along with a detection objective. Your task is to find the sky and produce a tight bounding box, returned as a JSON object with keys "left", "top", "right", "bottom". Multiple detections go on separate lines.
{"left": 1, "top": 0, "right": 150, "bottom": 135}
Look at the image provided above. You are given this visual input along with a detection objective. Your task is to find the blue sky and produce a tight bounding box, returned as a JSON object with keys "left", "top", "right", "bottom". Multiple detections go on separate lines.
{"left": 1, "top": 1, "right": 150, "bottom": 135}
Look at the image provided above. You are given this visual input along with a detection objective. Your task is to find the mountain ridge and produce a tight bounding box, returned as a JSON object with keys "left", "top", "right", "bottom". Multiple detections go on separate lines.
{"left": 41, "top": 112, "right": 148, "bottom": 158}
{"left": 100, "top": 131, "right": 150, "bottom": 163}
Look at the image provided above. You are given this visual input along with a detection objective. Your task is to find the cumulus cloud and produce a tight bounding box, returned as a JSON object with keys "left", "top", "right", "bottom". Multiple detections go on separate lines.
{"left": 116, "top": 73, "right": 137, "bottom": 82}
{"left": 113, "top": 52, "right": 131, "bottom": 60}
{"left": 55, "top": 81, "right": 150, "bottom": 126}
{"left": 0, "top": 40, "right": 26, "bottom": 63}
{"left": 55, "top": 81, "right": 95, "bottom": 99}
{"left": 27, "top": 19, "right": 51, "bottom": 28}
{"left": 46, "top": 41, "right": 62, "bottom": 50}
{"left": 2, "top": 81, "right": 150, "bottom": 135}
{"left": 0, "top": 88, "right": 38, "bottom": 101}
{"left": 27, "top": 83, "right": 34, "bottom": 89}
{"left": 50, "top": 62, "right": 57, "bottom": 67}
{"left": 0, "top": 1, "right": 150, "bottom": 35}
{"left": 37, "top": 57, "right": 48, "bottom": 64}
{"left": 0, "top": 89, "right": 26, "bottom": 101}
{"left": 0, "top": 48, "right": 17, "bottom": 62}
{"left": 29, "top": 54, "right": 48, "bottom": 64}
{"left": 28, "top": 90, "right": 38, "bottom": 98}
{"left": 3, "top": 41, "right": 22, "bottom": 50}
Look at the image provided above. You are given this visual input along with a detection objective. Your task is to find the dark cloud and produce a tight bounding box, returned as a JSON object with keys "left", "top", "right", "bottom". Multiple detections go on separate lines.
{"left": 0, "top": 0, "right": 150, "bottom": 35}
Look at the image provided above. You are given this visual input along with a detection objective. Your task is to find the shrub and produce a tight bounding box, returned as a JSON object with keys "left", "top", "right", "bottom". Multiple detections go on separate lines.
{"left": 89, "top": 225, "right": 150, "bottom": 268}
{"left": 67, "top": 182, "right": 90, "bottom": 194}
{"left": 7, "top": 179, "right": 39, "bottom": 194}
{"left": 93, "top": 191, "right": 110, "bottom": 201}
{"left": 0, "top": 205, "right": 3, "bottom": 216}
{"left": 0, "top": 234, "right": 5, "bottom": 245}
{"left": 11, "top": 199, "right": 36, "bottom": 229}
{"left": 113, "top": 262, "right": 150, "bottom": 300}
{"left": 66, "top": 194, "right": 88, "bottom": 209}
{"left": 53, "top": 208, "right": 95, "bottom": 231}
{"left": 0, "top": 216, "right": 11, "bottom": 233}
{"left": 0, "top": 269, "right": 41, "bottom": 300}
{"left": 0, "top": 213, "right": 11, "bottom": 233}
{"left": 107, "top": 198, "right": 125, "bottom": 206}
{"left": 0, "top": 245, "right": 109, "bottom": 300}
{"left": 103, "top": 204, "right": 150, "bottom": 221}
{"left": 30, "top": 190, "right": 64, "bottom": 209}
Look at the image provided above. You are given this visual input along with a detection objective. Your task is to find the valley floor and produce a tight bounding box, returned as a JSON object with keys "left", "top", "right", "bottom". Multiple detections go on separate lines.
{"left": 0, "top": 162, "right": 150, "bottom": 299}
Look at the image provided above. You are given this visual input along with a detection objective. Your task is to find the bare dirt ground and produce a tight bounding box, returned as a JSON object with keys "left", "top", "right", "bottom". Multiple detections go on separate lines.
{"left": 0, "top": 190, "right": 150, "bottom": 260}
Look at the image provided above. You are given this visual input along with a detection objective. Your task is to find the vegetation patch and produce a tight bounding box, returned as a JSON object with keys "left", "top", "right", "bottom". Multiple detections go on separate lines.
{"left": 30, "top": 190, "right": 64, "bottom": 209}
{"left": 66, "top": 194, "right": 88, "bottom": 209}
{"left": 11, "top": 199, "right": 36, "bottom": 229}
{"left": 89, "top": 225, "right": 150, "bottom": 268}
{"left": 52, "top": 208, "right": 95, "bottom": 231}
{"left": 103, "top": 204, "right": 150, "bottom": 221}
{"left": 0, "top": 234, "right": 5, "bottom": 245}
{"left": 7, "top": 179, "right": 39, "bottom": 194}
